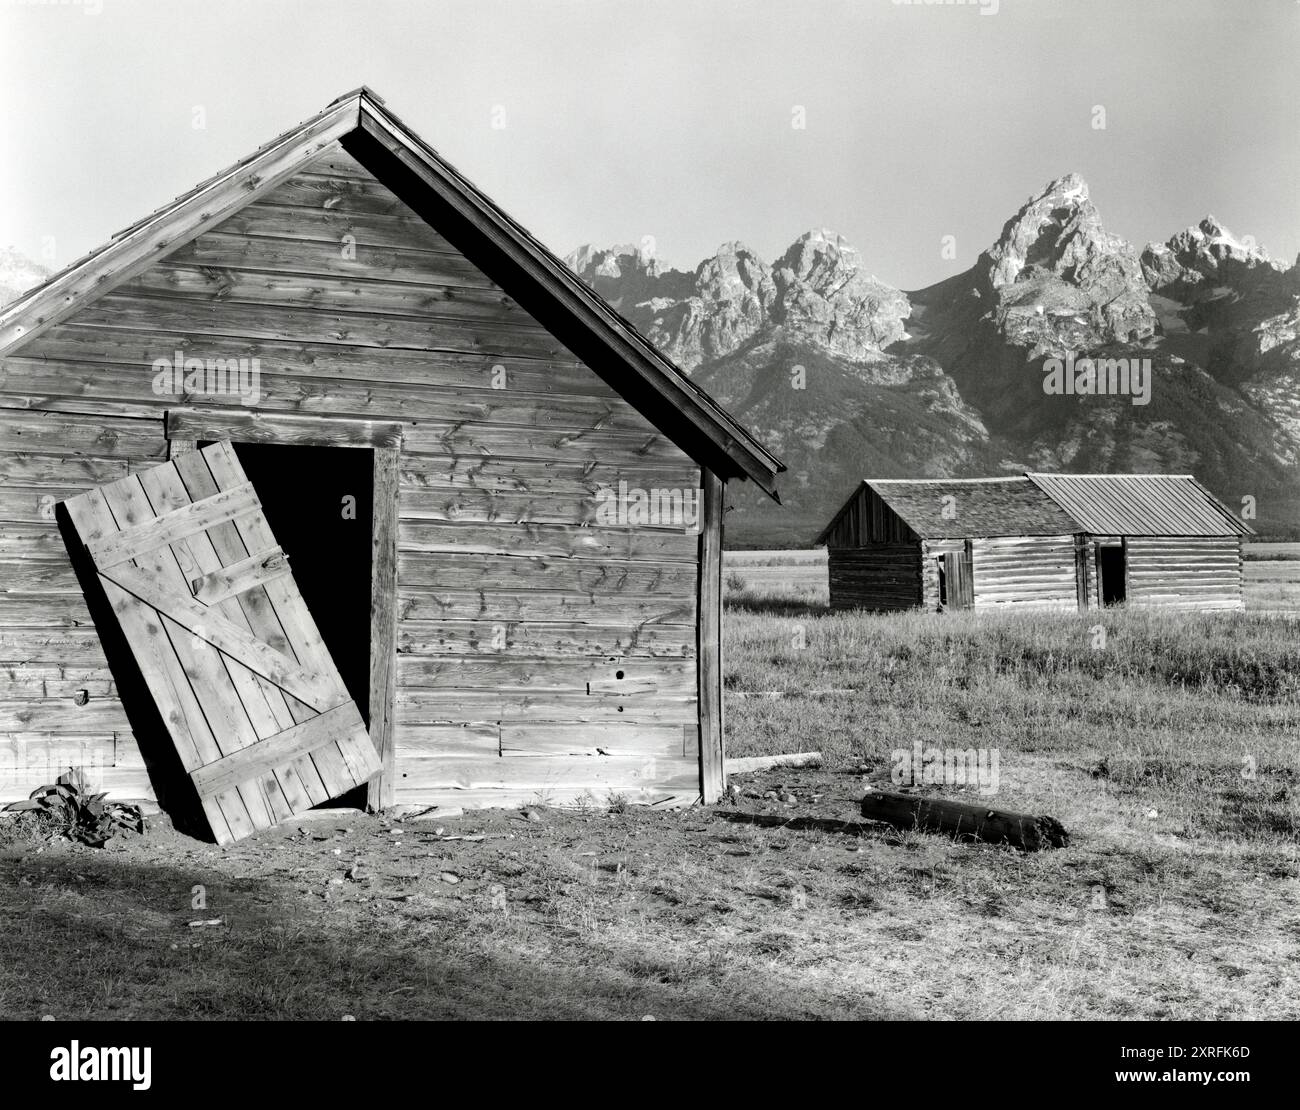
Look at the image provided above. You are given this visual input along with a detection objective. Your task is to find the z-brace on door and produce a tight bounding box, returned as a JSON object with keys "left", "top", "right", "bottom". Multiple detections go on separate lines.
{"left": 62, "top": 441, "right": 381, "bottom": 844}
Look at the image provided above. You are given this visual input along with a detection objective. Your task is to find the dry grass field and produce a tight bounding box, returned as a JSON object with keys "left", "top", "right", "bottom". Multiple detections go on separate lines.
{"left": 1, "top": 549, "right": 1297, "bottom": 1020}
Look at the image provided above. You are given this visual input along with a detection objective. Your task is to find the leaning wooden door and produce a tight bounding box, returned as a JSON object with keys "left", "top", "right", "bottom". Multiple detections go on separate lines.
{"left": 62, "top": 441, "right": 381, "bottom": 844}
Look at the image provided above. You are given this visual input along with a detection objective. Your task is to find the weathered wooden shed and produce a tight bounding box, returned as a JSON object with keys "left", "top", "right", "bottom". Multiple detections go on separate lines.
{"left": 0, "top": 88, "right": 784, "bottom": 824}
{"left": 818, "top": 473, "right": 1250, "bottom": 613}
{"left": 1025, "top": 473, "right": 1251, "bottom": 611}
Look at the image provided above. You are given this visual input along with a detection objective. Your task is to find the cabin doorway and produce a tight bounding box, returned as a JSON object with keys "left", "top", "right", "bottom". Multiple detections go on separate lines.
{"left": 225, "top": 442, "right": 375, "bottom": 806}
{"left": 1097, "top": 544, "right": 1127, "bottom": 606}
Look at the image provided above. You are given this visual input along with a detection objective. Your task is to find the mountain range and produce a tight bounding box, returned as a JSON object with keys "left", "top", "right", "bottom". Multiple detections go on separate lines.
{"left": 4, "top": 180, "right": 1296, "bottom": 546}
{"left": 568, "top": 175, "right": 1300, "bottom": 545}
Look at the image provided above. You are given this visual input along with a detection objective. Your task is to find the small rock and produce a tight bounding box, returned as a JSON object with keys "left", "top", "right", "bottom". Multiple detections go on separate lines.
{"left": 345, "top": 865, "right": 364, "bottom": 882}
{"left": 329, "top": 877, "right": 344, "bottom": 886}
{"left": 440, "top": 872, "right": 461, "bottom": 884}
{"left": 41, "top": 1015, "right": 55, "bottom": 1021}
{"left": 641, "top": 1015, "right": 656, "bottom": 1021}
{"left": 341, "top": 1014, "right": 357, "bottom": 1021}
{"left": 763, "top": 791, "right": 778, "bottom": 800}
{"left": 779, "top": 793, "right": 797, "bottom": 805}
{"left": 523, "top": 808, "right": 544, "bottom": 823}
{"left": 1146, "top": 808, "right": 1159, "bottom": 820}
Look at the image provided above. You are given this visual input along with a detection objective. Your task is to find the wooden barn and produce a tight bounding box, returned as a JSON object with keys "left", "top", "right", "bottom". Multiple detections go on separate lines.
{"left": 0, "top": 88, "right": 784, "bottom": 837}
{"left": 818, "top": 473, "right": 1250, "bottom": 614}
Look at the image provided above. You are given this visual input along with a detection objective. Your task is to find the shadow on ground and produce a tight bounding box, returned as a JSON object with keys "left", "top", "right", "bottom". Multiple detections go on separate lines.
{"left": 0, "top": 841, "right": 899, "bottom": 1020}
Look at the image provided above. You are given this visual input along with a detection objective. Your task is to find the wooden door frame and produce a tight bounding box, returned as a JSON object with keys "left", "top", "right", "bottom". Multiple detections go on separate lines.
{"left": 165, "top": 409, "right": 402, "bottom": 810}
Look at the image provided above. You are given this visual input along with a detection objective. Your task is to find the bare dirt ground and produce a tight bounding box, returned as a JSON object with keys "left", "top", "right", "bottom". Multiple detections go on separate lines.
{"left": 3, "top": 751, "right": 1296, "bottom": 1021}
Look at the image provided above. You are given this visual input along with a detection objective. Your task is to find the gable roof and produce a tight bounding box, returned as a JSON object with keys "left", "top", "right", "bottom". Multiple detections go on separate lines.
{"left": 1025, "top": 474, "right": 1251, "bottom": 536}
{"left": 815, "top": 477, "right": 1079, "bottom": 543}
{"left": 816, "top": 472, "right": 1254, "bottom": 544}
{"left": 0, "top": 87, "right": 783, "bottom": 497}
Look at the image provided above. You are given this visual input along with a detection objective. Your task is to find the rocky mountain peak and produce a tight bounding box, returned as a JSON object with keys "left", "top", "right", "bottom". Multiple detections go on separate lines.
{"left": 1141, "top": 215, "right": 1283, "bottom": 296}
{"left": 956, "top": 174, "right": 1157, "bottom": 352}
{"left": 982, "top": 173, "right": 1142, "bottom": 292}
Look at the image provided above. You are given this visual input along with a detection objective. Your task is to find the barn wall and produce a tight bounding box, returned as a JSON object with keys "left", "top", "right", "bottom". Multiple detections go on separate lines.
{"left": 969, "top": 535, "right": 1079, "bottom": 611}
{"left": 1123, "top": 536, "right": 1243, "bottom": 611}
{"left": 0, "top": 143, "right": 702, "bottom": 806}
{"left": 0, "top": 413, "right": 167, "bottom": 802}
{"left": 827, "top": 544, "right": 922, "bottom": 611}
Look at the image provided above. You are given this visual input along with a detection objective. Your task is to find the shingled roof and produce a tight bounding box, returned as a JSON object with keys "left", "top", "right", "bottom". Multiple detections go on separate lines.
{"left": 816, "top": 477, "right": 1079, "bottom": 543}
{"left": 0, "top": 87, "right": 784, "bottom": 497}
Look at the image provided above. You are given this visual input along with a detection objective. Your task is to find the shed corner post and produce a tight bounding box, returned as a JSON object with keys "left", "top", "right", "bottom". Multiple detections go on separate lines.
{"left": 698, "top": 468, "right": 725, "bottom": 804}
{"left": 366, "top": 444, "right": 400, "bottom": 812}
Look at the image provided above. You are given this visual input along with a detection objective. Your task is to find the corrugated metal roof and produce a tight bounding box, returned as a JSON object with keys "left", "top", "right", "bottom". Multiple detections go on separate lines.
{"left": 865, "top": 478, "right": 1079, "bottom": 538}
{"left": 1026, "top": 474, "right": 1251, "bottom": 536}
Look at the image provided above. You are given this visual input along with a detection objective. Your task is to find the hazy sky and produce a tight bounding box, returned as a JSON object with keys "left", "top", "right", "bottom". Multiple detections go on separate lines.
{"left": 2, "top": 0, "right": 1295, "bottom": 290}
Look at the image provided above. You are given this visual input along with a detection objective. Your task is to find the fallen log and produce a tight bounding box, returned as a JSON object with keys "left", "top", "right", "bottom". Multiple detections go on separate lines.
{"left": 726, "top": 752, "right": 823, "bottom": 774}
{"left": 860, "top": 788, "right": 1068, "bottom": 851}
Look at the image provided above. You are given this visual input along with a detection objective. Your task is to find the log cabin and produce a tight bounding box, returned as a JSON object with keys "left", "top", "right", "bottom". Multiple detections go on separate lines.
{"left": 818, "top": 473, "right": 1251, "bottom": 613}
{"left": 0, "top": 88, "right": 784, "bottom": 822}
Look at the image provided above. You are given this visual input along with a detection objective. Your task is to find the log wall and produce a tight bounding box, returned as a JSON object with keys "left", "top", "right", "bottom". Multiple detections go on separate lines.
{"left": 0, "top": 143, "right": 702, "bottom": 807}
{"left": 969, "top": 535, "right": 1079, "bottom": 611}
{"left": 1123, "top": 536, "right": 1244, "bottom": 611}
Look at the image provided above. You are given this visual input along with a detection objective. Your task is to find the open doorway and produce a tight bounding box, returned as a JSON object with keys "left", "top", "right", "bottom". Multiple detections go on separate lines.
{"left": 1096, "top": 544, "right": 1127, "bottom": 606}
{"left": 225, "top": 441, "right": 375, "bottom": 805}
